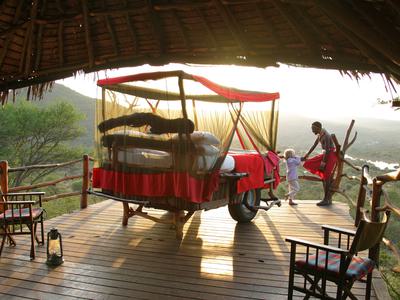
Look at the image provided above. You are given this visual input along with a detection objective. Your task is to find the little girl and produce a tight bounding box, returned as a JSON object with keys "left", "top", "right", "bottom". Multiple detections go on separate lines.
{"left": 283, "top": 148, "right": 302, "bottom": 205}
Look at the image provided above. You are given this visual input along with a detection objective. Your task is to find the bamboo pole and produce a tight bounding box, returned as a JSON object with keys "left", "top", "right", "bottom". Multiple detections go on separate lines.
{"left": 272, "top": 0, "right": 318, "bottom": 53}
{"left": 58, "top": 20, "right": 64, "bottom": 66}
{"left": 213, "top": 0, "right": 248, "bottom": 52}
{"left": 81, "top": 154, "right": 89, "bottom": 209}
{"left": 81, "top": 0, "right": 94, "bottom": 68}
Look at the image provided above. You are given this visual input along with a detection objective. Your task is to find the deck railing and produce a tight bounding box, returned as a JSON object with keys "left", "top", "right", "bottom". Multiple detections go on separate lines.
{"left": 0, "top": 155, "right": 93, "bottom": 209}
{"left": 293, "top": 119, "right": 400, "bottom": 274}
{"left": 355, "top": 166, "right": 400, "bottom": 273}
{"left": 286, "top": 161, "right": 400, "bottom": 273}
{"left": 372, "top": 169, "right": 400, "bottom": 273}
{"left": 2, "top": 152, "right": 399, "bottom": 272}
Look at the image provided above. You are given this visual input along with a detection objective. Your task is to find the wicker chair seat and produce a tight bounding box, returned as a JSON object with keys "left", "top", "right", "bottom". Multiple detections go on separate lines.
{"left": 296, "top": 251, "right": 374, "bottom": 280}
{"left": 0, "top": 207, "right": 44, "bottom": 222}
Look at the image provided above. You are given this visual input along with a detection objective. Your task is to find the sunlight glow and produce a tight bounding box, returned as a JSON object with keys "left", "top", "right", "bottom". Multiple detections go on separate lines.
{"left": 200, "top": 255, "right": 233, "bottom": 278}
{"left": 57, "top": 63, "right": 399, "bottom": 121}
{"left": 111, "top": 257, "right": 126, "bottom": 268}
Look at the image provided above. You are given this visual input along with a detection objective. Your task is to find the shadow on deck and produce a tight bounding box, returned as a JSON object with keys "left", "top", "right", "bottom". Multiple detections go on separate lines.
{"left": 0, "top": 200, "right": 382, "bottom": 299}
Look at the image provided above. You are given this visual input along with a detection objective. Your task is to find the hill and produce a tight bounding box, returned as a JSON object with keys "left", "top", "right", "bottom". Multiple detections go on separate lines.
{"left": 15, "top": 84, "right": 96, "bottom": 148}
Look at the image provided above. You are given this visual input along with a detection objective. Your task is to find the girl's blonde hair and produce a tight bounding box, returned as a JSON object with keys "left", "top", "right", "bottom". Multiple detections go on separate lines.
{"left": 284, "top": 148, "right": 295, "bottom": 159}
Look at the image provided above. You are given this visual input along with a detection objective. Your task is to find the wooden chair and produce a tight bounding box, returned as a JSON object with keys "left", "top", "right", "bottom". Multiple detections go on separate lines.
{"left": 0, "top": 192, "right": 45, "bottom": 260}
{"left": 286, "top": 209, "right": 390, "bottom": 300}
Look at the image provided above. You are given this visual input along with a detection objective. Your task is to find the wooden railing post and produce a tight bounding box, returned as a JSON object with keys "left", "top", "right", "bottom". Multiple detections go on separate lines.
{"left": 355, "top": 165, "right": 368, "bottom": 226}
{"left": 370, "top": 178, "right": 383, "bottom": 266}
{"left": 0, "top": 160, "right": 8, "bottom": 213}
{"left": 81, "top": 154, "right": 89, "bottom": 209}
{"left": 0, "top": 160, "right": 8, "bottom": 195}
{"left": 371, "top": 178, "right": 382, "bottom": 222}
{"left": 331, "top": 134, "right": 342, "bottom": 193}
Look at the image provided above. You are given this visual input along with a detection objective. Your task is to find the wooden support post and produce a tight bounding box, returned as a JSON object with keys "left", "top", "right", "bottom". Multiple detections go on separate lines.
{"left": 331, "top": 134, "right": 342, "bottom": 196}
{"left": 0, "top": 160, "right": 8, "bottom": 213}
{"left": 371, "top": 179, "right": 382, "bottom": 222}
{"left": 370, "top": 178, "right": 382, "bottom": 266}
{"left": 0, "top": 160, "right": 8, "bottom": 195}
{"left": 355, "top": 165, "right": 368, "bottom": 226}
{"left": 122, "top": 203, "right": 129, "bottom": 226}
{"left": 81, "top": 154, "right": 89, "bottom": 209}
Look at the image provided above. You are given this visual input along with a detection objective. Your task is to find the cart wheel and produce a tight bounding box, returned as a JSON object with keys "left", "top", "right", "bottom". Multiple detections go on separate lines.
{"left": 228, "top": 189, "right": 261, "bottom": 223}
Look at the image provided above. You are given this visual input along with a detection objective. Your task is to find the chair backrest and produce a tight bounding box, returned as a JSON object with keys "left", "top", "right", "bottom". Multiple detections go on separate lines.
{"left": 350, "top": 210, "right": 390, "bottom": 254}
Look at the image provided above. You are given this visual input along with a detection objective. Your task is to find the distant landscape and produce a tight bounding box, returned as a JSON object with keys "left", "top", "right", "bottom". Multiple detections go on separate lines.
{"left": 15, "top": 83, "right": 399, "bottom": 171}
{"left": 278, "top": 113, "right": 400, "bottom": 170}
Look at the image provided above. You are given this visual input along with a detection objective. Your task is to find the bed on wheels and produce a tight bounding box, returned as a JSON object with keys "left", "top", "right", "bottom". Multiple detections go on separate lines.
{"left": 90, "top": 70, "right": 281, "bottom": 239}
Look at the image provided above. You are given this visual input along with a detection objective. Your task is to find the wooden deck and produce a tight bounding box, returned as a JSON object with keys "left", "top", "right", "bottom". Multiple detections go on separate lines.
{"left": 0, "top": 200, "right": 382, "bottom": 299}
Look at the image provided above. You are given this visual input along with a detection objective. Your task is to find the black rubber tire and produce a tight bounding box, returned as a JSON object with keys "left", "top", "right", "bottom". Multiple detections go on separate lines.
{"left": 228, "top": 189, "right": 261, "bottom": 223}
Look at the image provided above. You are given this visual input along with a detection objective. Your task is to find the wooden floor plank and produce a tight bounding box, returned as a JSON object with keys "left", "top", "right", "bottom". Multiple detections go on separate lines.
{"left": 0, "top": 200, "right": 380, "bottom": 299}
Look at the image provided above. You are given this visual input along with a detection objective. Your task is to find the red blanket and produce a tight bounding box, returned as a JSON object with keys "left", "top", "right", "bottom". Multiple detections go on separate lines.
{"left": 92, "top": 168, "right": 219, "bottom": 203}
{"left": 303, "top": 151, "right": 337, "bottom": 180}
{"left": 263, "top": 151, "right": 281, "bottom": 189}
{"left": 231, "top": 152, "right": 280, "bottom": 194}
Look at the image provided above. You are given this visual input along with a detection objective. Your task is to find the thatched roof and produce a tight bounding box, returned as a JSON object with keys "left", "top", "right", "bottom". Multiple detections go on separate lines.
{"left": 1, "top": 0, "right": 399, "bottom": 103}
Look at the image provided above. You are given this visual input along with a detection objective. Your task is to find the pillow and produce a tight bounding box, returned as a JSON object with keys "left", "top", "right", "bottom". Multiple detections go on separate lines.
{"left": 111, "top": 129, "right": 146, "bottom": 137}
{"left": 172, "top": 131, "right": 220, "bottom": 146}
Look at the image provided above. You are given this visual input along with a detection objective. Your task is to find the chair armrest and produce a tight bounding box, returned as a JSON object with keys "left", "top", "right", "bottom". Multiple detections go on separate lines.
{"left": 2, "top": 201, "right": 35, "bottom": 205}
{"left": 2, "top": 192, "right": 45, "bottom": 196}
{"left": 321, "top": 225, "right": 356, "bottom": 250}
{"left": 322, "top": 225, "right": 356, "bottom": 237}
{"left": 1, "top": 192, "right": 44, "bottom": 206}
{"left": 285, "top": 236, "right": 347, "bottom": 254}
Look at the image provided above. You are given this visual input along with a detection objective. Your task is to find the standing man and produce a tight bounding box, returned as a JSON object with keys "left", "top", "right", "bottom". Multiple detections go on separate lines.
{"left": 302, "top": 121, "right": 337, "bottom": 206}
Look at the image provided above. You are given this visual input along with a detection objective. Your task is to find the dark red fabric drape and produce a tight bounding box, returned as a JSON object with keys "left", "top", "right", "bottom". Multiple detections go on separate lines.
{"left": 97, "top": 71, "right": 280, "bottom": 102}
{"left": 92, "top": 168, "right": 220, "bottom": 203}
{"left": 231, "top": 152, "right": 281, "bottom": 193}
{"left": 264, "top": 151, "right": 281, "bottom": 189}
{"left": 231, "top": 153, "right": 266, "bottom": 193}
{"left": 97, "top": 71, "right": 182, "bottom": 86}
{"left": 192, "top": 75, "right": 280, "bottom": 102}
{"left": 303, "top": 151, "right": 337, "bottom": 180}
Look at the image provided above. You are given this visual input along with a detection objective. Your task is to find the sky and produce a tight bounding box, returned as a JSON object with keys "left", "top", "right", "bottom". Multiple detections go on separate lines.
{"left": 57, "top": 63, "right": 400, "bottom": 122}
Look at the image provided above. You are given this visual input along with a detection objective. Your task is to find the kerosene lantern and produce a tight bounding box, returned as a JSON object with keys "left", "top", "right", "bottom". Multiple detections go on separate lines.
{"left": 46, "top": 228, "right": 64, "bottom": 266}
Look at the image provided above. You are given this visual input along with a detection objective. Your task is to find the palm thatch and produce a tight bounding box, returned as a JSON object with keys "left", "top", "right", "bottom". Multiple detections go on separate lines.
{"left": 1, "top": 0, "right": 399, "bottom": 103}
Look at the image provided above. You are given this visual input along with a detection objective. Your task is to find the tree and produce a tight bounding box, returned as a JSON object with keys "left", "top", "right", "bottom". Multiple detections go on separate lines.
{"left": 0, "top": 101, "right": 86, "bottom": 186}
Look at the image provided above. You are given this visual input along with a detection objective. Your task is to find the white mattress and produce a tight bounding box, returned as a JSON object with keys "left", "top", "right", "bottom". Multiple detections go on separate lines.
{"left": 116, "top": 148, "right": 235, "bottom": 172}
{"left": 117, "top": 148, "right": 173, "bottom": 168}
{"left": 193, "top": 154, "right": 235, "bottom": 172}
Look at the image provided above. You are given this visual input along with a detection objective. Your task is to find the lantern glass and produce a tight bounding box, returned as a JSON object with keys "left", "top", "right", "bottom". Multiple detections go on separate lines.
{"left": 48, "top": 239, "right": 61, "bottom": 256}
{"left": 46, "top": 228, "right": 64, "bottom": 266}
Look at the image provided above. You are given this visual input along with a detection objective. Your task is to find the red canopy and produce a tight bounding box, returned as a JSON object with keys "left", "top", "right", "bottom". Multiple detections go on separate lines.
{"left": 97, "top": 71, "right": 280, "bottom": 102}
